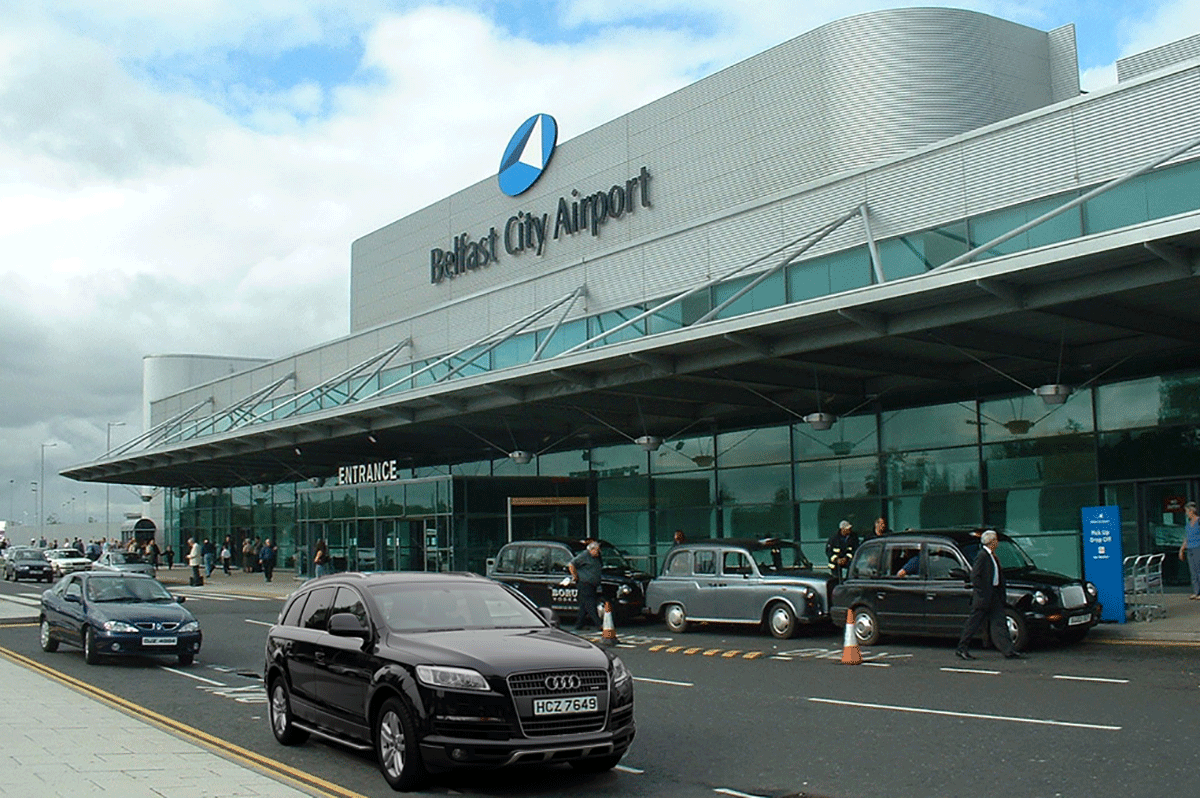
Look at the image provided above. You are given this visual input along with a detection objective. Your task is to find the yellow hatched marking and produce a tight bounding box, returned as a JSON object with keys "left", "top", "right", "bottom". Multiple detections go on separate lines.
{"left": 743, "top": 651, "right": 764, "bottom": 660}
{"left": 703, "top": 649, "right": 722, "bottom": 656}
{"left": 648, "top": 645, "right": 667, "bottom": 652}
{"left": 721, "top": 650, "right": 742, "bottom": 658}
{"left": 665, "top": 645, "right": 684, "bottom": 653}
{"left": 683, "top": 647, "right": 703, "bottom": 655}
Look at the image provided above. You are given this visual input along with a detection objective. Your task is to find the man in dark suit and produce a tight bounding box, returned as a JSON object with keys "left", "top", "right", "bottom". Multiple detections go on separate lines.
{"left": 956, "top": 529, "right": 1025, "bottom": 660}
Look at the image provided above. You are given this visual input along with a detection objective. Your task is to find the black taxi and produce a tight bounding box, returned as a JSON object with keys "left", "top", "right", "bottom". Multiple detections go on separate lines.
{"left": 487, "top": 539, "right": 651, "bottom": 623}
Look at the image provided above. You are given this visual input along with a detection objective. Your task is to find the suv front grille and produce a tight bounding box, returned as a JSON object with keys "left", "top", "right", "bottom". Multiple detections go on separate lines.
{"left": 508, "top": 669, "right": 608, "bottom": 697}
{"left": 508, "top": 669, "right": 609, "bottom": 738}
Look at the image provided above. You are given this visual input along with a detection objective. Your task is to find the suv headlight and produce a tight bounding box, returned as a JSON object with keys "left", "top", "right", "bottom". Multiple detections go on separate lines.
{"left": 1032, "top": 590, "right": 1049, "bottom": 606}
{"left": 416, "top": 664, "right": 490, "bottom": 692}
{"left": 178, "top": 620, "right": 200, "bottom": 633}
{"left": 102, "top": 620, "right": 139, "bottom": 633}
{"left": 610, "top": 655, "right": 631, "bottom": 687}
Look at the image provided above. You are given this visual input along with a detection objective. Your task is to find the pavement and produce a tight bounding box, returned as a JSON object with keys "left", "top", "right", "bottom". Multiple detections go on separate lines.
{"left": 1, "top": 567, "right": 1197, "bottom": 797}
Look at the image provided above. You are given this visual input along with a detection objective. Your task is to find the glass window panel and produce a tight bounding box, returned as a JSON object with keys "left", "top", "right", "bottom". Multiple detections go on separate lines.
{"left": 1096, "top": 371, "right": 1200, "bottom": 430}
{"left": 712, "top": 270, "right": 786, "bottom": 319}
{"left": 588, "top": 306, "right": 646, "bottom": 346}
{"left": 537, "top": 450, "right": 590, "bottom": 477}
{"left": 1097, "top": 427, "right": 1200, "bottom": 481}
{"left": 882, "top": 402, "right": 980, "bottom": 450}
{"left": 597, "top": 511, "right": 649, "bottom": 553}
{"left": 491, "top": 456, "right": 536, "bottom": 476}
{"left": 378, "top": 365, "right": 413, "bottom": 396}
{"left": 589, "top": 443, "right": 647, "bottom": 476}
{"left": 648, "top": 291, "right": 711, "bottom": 334}
{"left": 794, "top": 414, "right": 877, "bottom": 460}
{"left": 330, "top": 488, "right": 357, "bottom": 519}
{"left": 533, "top": 318, "right": 587, "bottom": 359}
{"left": 1147, "top": 158, "right": 1200, "bottom": 219}
{"left": 451, "top": 460, "right": 491, "bottom": 477}
{"left": 652, "top": 435, "right": 716, "bottom": 473}
{"left": 375, "top": 485, "right": 403, "bottom": 517}
{"left": 980, "top": 390, "right": 1093, "bottom": 442}
{"left": 786, "top": 258, "right": 831, "bottom": 302}
{"left": 405, "top": 480, "right": 439, "bottom": 516}
{"left": 798, "top": 499, "right": 879, "bottom": 546}
{"left": 723, "top": 503, "right": 792, "bottom": 539}
{"left": 795, "top": 456, "right": 880, "bottom": 501}
{"left": 970, "top": 193, "right": 1081, "bottom": 259}
{"left": 598, "top": 476, "right": 650, "bottom": 511}
{"left": 718, "top": 464, "right": 791, "bottom": 506}
{"left": 491, "top": 334, "right": 537, "bottom": 370}
{"left": 884, "top": 446, "right": 980, "bottom": 494}
{"left": 1083, "top": 179, "right": 1149, "bottom": 234}
{"left": 653, "top": 474, "right": 714, "bottom": 508}
{"left": 828, "top": 247, "right": 872, "bottom": 294}
{"left": 984, "top": 433, "right": 1096, "bottom": 489}
{"left": 655, "top": 508, "right": 716, "bottom": 543}
{"left": 717, "top": 425, "right": 790, "bottom": 467}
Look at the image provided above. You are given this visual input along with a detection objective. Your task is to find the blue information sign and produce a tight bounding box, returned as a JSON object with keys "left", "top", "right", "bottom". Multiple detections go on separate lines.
{"left": 1081, "top": 505, "right": 1124, "bottom": 623}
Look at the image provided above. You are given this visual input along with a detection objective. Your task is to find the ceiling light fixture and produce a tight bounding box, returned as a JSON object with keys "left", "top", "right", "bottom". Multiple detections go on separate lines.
{"left": 508, "top": 450, "right": 534, "bottom": 465}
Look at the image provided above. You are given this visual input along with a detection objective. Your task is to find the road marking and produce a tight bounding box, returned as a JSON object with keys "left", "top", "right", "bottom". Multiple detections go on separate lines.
{"left": 633, "top": 676, "right": 693, "bottom": 687}
{"left": 703, "top": 648, "right": 722, "bottom": 656}
{"left": 614, "top": 764, "right": 644, "bottom": 774}
{"left": 684, "top": 646, "right": 704, "bottom": 655}
{"left": 6, "top": 595, "right": 42, "bottom": 606}
{"left": 1053, "top": 674, "right": 1130, "bottom": 684}
{"left": 665, "top": 645, "right": 684, "bottom": 653}
{"left": 743, "top": 651, "right": 763, "bottom": 660}
{"left": 808, "top": 697, "right": 1121, "bottom": 730}
{"left": 941, "top": 667, "right": 1001, "bottom": 675}
{"left": 244, "top": 619, "right": 273, "bottom": 627}
{"left": 160, "top": 666, "right": 226, "bottom": 686}
{"left": 862, "top": 661, "right": 891, "bottom": 667}
{"left": 720, "top": 650, "right": 742, "bottom": 658}
{"left": 714, "top": 788, "right": 768, "bottom": 798}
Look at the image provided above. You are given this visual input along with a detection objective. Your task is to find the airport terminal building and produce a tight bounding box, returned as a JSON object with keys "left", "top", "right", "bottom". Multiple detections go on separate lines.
{"left": 66, "top": 8, "right": 1200, "bottom": 583}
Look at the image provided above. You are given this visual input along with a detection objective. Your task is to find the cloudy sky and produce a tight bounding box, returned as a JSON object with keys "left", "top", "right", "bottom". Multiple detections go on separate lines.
{"left": 2, "top": 0, "right": 1197, "bottom": 534}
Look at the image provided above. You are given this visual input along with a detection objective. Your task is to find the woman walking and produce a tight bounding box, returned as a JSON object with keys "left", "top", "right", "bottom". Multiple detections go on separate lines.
{"left": 1179, "top": 501, "right": 1200, "bottom": 600}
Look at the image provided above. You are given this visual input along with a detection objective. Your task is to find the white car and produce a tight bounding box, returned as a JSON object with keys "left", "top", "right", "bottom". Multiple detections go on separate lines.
{"left": 43, "top": 548, "right": 94, "bottom": 579}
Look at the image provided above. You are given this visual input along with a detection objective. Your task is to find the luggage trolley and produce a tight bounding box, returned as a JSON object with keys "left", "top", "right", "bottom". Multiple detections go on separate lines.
{"left": 1123, "top": 553, "right": 1167, "bottom": 621}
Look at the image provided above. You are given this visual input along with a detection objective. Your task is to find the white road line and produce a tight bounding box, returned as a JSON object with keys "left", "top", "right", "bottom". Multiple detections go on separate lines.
{"left": 808, "top": 697, "right": 1121, "bottom": 731}
{"left": 940, "top": 666, "right": 1001, "bottom": 675}
{"left": 862, "top": 661, "right": 891, "bottom": 667}
{"left": 714, "top": 788, "right": 769, "bottom": 798}
{"left": 633, "top": 676, "right": 693, "bottom": 687}
{"left": 244, "top": 619, "right": 273, "bottom": 627}
{"left": 614, "top": 764, "right": 644, "bottom": 774}
{"left": 160, "top": 666, "right": 226, "bottom": 686}
{"left": 1053, "top": 674, "right": 1130, "bottom": 684}
{"left": 4, "top": 595, "right": 41, "bottom": 607}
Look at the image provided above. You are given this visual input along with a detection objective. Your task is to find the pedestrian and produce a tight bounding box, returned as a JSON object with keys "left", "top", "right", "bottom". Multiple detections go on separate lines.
{"left": 956, "top": 529, "right": 1024, "bottom": 660}
{"left": 313, "top": 538, "right": 330, "bottom": 578}
{"left": 242, "top": 537, "right": 254, "bottom": 572}
{"left": 568, "top": 540, "right": 604, "bottom": 631}
{"left": 826, "top": 520, "right": 858, "bottom": 579}
{"left": 164, "top": 545, "right": 175, "bottom": 570}
{"left": 1179, "top": 501, "right": 1200, "bottom": 600}
{"left": 872, "top": 516, "right": 892, "bottom": 537}
{"left": 202, "top": 538, "right": 216, "bottom": 577}
{"left": 221, "top": 537, "right": 232, "bottom": 575}
{"left": 259, "top": 538, "right": 277, "bottom": 582}
{"left": 147, "top": 539, "right": 161, "bottom": 569}
{"left": 186, "top": 537, "right": 202, "bottom": 586}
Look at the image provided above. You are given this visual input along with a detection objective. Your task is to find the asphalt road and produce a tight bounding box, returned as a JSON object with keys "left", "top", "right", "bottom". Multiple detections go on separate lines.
{"left": 1, "top": 578, "right": 1197, "bottom": 798}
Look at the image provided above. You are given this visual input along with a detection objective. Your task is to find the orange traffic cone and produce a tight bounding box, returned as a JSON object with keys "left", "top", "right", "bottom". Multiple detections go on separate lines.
{"left": 600, "top": 601, "right": 618, "bottom": 647}
{"left": 841, "top": 609, "right": 862, "bottom": 665}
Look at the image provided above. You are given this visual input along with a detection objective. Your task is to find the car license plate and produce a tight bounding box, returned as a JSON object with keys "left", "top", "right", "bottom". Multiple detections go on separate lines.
{"left": 1067, "top": 614, "right": 1090, "bottom": 626}
{"left": 533, "top": 696, "right": 597, "bottom": 716}
{"left": 142, "top": 636, "right": 178, "bottom": 646}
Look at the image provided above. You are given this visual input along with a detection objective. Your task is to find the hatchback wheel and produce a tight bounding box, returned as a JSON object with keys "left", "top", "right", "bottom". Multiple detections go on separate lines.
{"left": 375, "top": 696, "right": 425, "bottom": 791}
{"left": 268, "top": 679, "right": 308, "bottom": 745}
{"left": 40, "top": 619, "right": 59, "bottom": 652}
{"left": 83, "top": 627, "right": 100, "bottom": 665}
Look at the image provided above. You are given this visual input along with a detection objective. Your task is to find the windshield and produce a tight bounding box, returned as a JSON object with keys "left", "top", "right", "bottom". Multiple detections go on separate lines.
{"left": 15, "top": 551, "right": 47, "bottom": 562}
{"left": 48, "top": 550, "right": 81, "bottom": 559}
{"left": 86, "top": 577, "right": 174, "bottom": 603}
{"left": 598, "top": 542, "right": 633, "bottom": 571}
{"left": 110, "top": 552, "right": 145, "bottom": 564}
{"left": 372, "top": 582, "right": 545, "bottom": 633}
{"left": 751, "top": 543, "right": 813, "bottom": 572}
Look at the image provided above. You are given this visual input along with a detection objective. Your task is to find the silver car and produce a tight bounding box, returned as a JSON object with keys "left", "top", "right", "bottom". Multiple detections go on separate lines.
{"left": 645, "top": 538, "right": 834, "bottom": 639}
{"left": 92, "top": 550, "right": 157, "bottom": 578}
{"left": 44, "top": 548, "right": 94, "bottom": 579}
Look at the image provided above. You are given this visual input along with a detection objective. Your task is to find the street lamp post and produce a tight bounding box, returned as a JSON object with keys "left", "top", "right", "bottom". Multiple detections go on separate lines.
{"left": 40, "top": 442, "right": 57, "bottom": 542}
{"left": 106, "top": 421, "right": 126, "bottom": 540}
{"left": 8, "top": 478, "right": 13, "bottom": 525}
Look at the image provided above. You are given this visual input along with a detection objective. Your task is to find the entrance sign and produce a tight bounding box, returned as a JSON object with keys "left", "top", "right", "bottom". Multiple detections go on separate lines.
{"left": 1081, "top": 505, "right": 1125, "bottom": 623}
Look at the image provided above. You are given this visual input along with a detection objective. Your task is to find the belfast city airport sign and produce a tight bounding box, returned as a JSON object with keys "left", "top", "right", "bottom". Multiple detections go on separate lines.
{"left": 429, "top": 110, "right": 653, "bottom": 284}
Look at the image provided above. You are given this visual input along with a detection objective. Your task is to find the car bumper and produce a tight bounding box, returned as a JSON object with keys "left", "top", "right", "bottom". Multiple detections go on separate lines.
{"left": 91, "top": 631, "right": 203, "bottom": 658}
{"left": 420, "top": 721, "right": 635, "bottom": 771}
{"left": 1024, "top": 604, "right": 1101, "bottom": 634}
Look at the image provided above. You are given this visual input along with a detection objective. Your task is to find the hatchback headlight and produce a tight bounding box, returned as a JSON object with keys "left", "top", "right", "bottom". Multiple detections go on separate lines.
{"left": 416, "top": 664, "right": 490, "bottom": 692}
{"left": 1032, "top": 590, "right": 1049, "bottom": 606}
{"left": 178, "top": 620, "right": 200, "bottom": 633}
{"left": 102, "top": 620, "right": 139, "bottom": 633}
{"left": 610, "top": 655, "right": 632, "bottom": 687}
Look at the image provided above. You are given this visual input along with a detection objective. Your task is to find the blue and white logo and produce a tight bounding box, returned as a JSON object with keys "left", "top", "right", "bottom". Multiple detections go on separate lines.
{"left": 498, "top": 113, "right": 557, "bottom": 197}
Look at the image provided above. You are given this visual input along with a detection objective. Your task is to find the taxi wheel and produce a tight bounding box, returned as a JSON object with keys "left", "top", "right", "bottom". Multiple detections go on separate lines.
{"left": 40, "top": 619, "right": 59, "bottom": 652}
{"left": 854, "top": 607, "right": 880, "bottom": 646}
{"left": 269, "top": 678, "right": 309, "bottom": 745}
{"left": 664, "top": 604, "right": 689, "bottom": 633}
{"left": 375, "top": 696, "right": 426, "bottom": 791}
{"left": 767, "top": 602, "right": 797, "bottom": 639}
{"left": 1004, "top": 609, "right": 1028, "bottom": 651}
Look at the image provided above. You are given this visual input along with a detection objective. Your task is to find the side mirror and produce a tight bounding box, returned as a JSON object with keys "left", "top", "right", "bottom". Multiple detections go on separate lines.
{"left": 538, "top": 607, "right": 560, "bottom": 628}
{"left": 948, "top": 567, "right": 968, "bottom": 581}
{"left": 65, "top": 593, "right": 81, "bottom": 603}
{"left": 328, "top": 611, "right": 370, "bottom": 640}
{"left": 175, "top": 595, "right": 187, "bottom": 604}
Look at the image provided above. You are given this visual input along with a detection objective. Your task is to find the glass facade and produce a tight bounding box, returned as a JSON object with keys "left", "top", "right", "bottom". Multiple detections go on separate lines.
{"left": 164, "top": 368, "right": 1200, "bottom": 584}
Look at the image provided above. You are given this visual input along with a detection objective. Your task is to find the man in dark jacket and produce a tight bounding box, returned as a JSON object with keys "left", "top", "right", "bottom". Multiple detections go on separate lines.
{"left": 956, "top": 529, "right": 1024, "bottom": 660}
{"left": 825, "top": 520, "right": 858, "bottom": 579}
{"left": 259, "top": 538, "right": 277, "bottom": 583}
